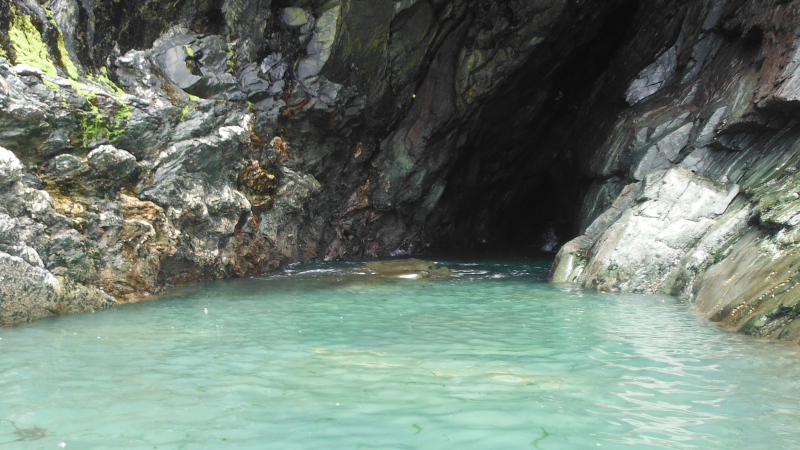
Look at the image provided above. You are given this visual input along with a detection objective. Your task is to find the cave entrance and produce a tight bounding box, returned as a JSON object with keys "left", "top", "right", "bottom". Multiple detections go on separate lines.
{"left": 424, "top": 0, "right": 640, "bottom": 255}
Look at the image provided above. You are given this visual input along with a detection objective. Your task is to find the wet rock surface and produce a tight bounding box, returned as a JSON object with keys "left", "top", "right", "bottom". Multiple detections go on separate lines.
{"left": 362, "top": 259, "right": 452, "bottom": 279}
{"left": 0, "top": 0, "right": 798, "bottom": 344}
{"left": 549, "top": 0, "right": 800, "bottom": 342}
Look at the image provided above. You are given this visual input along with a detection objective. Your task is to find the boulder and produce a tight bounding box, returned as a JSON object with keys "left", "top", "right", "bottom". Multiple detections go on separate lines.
{"left": 0, "top": 146, "right": 23, "bottom": 186}
{"left": 87, "top": 145, "right": 139, "bottom": 179}
{"left": 49, "top": 154, "right": 86, "bottom": 178}
{"left": 281, "top": 8, "right": 309, "bottom": 27}
{"left": 40, "top": 129, "right": 74, "bottom": 157}
{"left": 0, "top": 251, "right": 61, "bottom": 324}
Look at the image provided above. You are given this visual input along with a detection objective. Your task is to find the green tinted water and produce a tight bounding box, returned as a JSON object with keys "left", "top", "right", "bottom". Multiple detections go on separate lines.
{"left": 2, "top": 260, "right": 800, "bottom": 449}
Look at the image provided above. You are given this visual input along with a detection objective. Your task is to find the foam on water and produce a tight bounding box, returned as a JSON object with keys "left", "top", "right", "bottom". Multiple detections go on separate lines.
{"left": 1, "top": 259, "right": 800, "bottom": 449}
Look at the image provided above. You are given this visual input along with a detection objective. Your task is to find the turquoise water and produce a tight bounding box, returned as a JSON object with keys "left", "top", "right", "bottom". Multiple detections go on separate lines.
{"left": 2, "top": 259, "right": 800, "bottom": 449}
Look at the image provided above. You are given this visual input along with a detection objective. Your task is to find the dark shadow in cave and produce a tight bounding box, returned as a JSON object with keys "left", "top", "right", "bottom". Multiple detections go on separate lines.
{"left": 424, "top": 0, "right": 641, "bottom": 255}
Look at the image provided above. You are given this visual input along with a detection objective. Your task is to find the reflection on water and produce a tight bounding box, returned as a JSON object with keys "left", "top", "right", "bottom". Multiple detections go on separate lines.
{"left": 1, "top": 259, "right": 799, "bottom": 449}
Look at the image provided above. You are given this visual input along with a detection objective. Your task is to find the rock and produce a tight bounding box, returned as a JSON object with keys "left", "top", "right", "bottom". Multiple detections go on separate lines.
{"left": 48, "top": 154, "right": 86, "bottom": 178}
{"left": 632, "top": 123, "right": 694, "bottom": 180}
{"left": 3, "top": 0, "right": 800, "bottom": 349}
{"left": 625, "top": 44, "right": 677, "bottom": 105}
{"left": 259, "top": 54, "right": 287, "bottom": 82}
{"left": 0, "top": 251, "right": 61, "bottom": 324}
{"left": 0, "top": 146, "right": 23, "bottom": 186}
{"left": 54, "top": 277, "right": 117, "bottom": 316}
{"left": 239, "top": 64, "right": 272, "bottom": 101}
{"left": 9, "top": 64, "right": 44, "bottom": 78}
{"left": 363, "top": 259, "right": 452, "bottom": 279}
{"left": 152, "top": 32, "right": 241, "bottom": 100}
{"left": 296, "top": 6, "right": 340, "bottom": 80}
{"left": 281, "top": 8, "right": 309, "bottom": 27}
{"left": 87, "top": 145, "right": 139, "bottom": 179}
{"left": 156, "top": 44, "right": 203, "bottom": 91}
{"left": 553, "top": 167, "right": 739, "bottom": 293}
{"left": 40, "top": 129, "right": 74, "bottom": 157}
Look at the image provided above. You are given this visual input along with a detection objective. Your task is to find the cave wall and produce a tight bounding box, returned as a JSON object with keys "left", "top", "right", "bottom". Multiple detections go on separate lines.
{"left": 1, "top": 0, "right": 800, "bottom": 342}
{"left": 0, "top": 0, "right": 628, "bottom": 324}
{"left": 551, "top": 0, "right": 800, "bottom": 342}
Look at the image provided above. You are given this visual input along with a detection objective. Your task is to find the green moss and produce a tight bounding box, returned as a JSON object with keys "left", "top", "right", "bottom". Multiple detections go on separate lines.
{"left": 68, "top": 79, "right": 94, "bottom": 100}
{"left": 8, "top": 5, "right": 58, "bottom": 76}
{"left": 42, "top": 79, "right": 61, "bottom": 91}
{"left": 74, "top": 88, "right": 131, "bottom": 146}
{"left": 183, "top": 44, "right": 194, "bottom": 58}
{"left": 42, "top": 7, "right": 80, "bottom": 80}
{"left": 226, "top": 45, "right": 237, "bottom": 74}
{"left": 77, "top": 91, "right": 104, "bottom": 146}
{"left": 54, "top": 27, "right": 79, "bottom": 79}
{"left": 89, "top": 67, "right": 125, "bottom": 97}
{"left": 180, "top": 105, "right": 190, "bottom": 121}
{"left": 79, "top": 109, "right": 104, "bottom": 146}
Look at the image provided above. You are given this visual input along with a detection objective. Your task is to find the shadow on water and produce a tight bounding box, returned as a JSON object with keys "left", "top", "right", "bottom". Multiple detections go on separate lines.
{"left": 0, "top": 420, "right": 48, "bottom": 445}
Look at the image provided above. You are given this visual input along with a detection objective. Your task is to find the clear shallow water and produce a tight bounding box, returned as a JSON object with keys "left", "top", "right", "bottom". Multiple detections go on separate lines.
{"left": 2, "top": 260, "right": 800, "bottom": 449}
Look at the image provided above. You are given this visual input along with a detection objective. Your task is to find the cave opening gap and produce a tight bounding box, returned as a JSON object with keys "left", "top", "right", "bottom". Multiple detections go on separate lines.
{"left": 424, "top": 0, "right": 641, "bottom": 256}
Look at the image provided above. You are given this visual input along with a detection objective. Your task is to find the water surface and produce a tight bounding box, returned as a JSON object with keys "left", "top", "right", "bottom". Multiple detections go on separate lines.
{"left": 2, "top": 259, "right": 800, "bottom": 449}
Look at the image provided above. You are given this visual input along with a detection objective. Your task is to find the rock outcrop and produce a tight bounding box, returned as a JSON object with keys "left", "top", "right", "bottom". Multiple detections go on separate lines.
{"left": 0, "top": 0, "right": 626, "bottom": 324}
{"left": 551, "top": 0, "right": 800, "bottom": 342}
{"left": 0, "top": 0, "right": 799, "bottom": 344}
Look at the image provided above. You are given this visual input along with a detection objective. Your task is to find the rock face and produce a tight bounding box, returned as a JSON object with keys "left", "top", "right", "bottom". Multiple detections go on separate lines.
{"left": 0, "top": 0, "right": 799, "bottom": 343}
{"left": 549, "top": 0, "right": 800, "bottom": 342}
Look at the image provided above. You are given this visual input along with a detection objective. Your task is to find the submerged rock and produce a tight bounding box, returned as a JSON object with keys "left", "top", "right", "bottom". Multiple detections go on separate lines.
{"left": 362, "top": 259, "right": 452, "bottom": 279}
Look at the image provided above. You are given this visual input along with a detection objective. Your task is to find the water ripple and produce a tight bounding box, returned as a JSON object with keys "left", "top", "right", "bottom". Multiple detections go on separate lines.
{"left": 1, "top": 259, "right": 799, "bottom": 448}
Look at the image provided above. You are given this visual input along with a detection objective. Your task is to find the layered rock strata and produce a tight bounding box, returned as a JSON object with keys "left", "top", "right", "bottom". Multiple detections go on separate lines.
{"left": 551, "top": 0, "right": 800, "bottom": 342}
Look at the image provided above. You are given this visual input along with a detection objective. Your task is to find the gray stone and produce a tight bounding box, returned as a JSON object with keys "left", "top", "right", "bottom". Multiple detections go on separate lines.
{"left": 553, "top": 168, "right": 740, "bottom": 293}
{"left": 49, "top": 154, "right": 86, "bottom": 178}
{"left": 625, "top": 44, "right": 677, "bottom": 105}
{"left": 0, "top": 251, "right": 61, "bottom": 324}
{"left": 281, "top": 7, "right": 309, "bottom": 27}
{"left": 0, "top": 146, "right": 23, "bottom": 186}
{"left": 239, "top": 64, "right": 272, "bottom": 100}
{"left": 87, "top": 145, "right": 139, "bottom": 179}
{"left": 0, "top": 244, "right": 45, "bottom": 268}
{"left": 40, "top": 129, "right": 74, "bottom": 157}
{"left": 157, "top": 45, "right": 203, "bottom": 91}
{"left": 362, "top": 259, "right": 451, "bottom": 279}
{"left": 296, "top": 6, "right": 341, "bottom": 80}
{"left": 632, "top": 123, "right": 693, "bottom": 180}
{"left": 9, "top": 64, "right": 44, "bottom": 78}
{"left": 695, "top": 107, "right": 727, "bottom": 147}
{"left": 259, "top": 54, "right": 287, "bottom": 81}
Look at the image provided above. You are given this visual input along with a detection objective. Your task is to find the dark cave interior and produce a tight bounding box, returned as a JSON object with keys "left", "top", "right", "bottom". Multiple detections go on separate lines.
{"left": 425, "top": 0, "right": 641, "bottom": 254}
